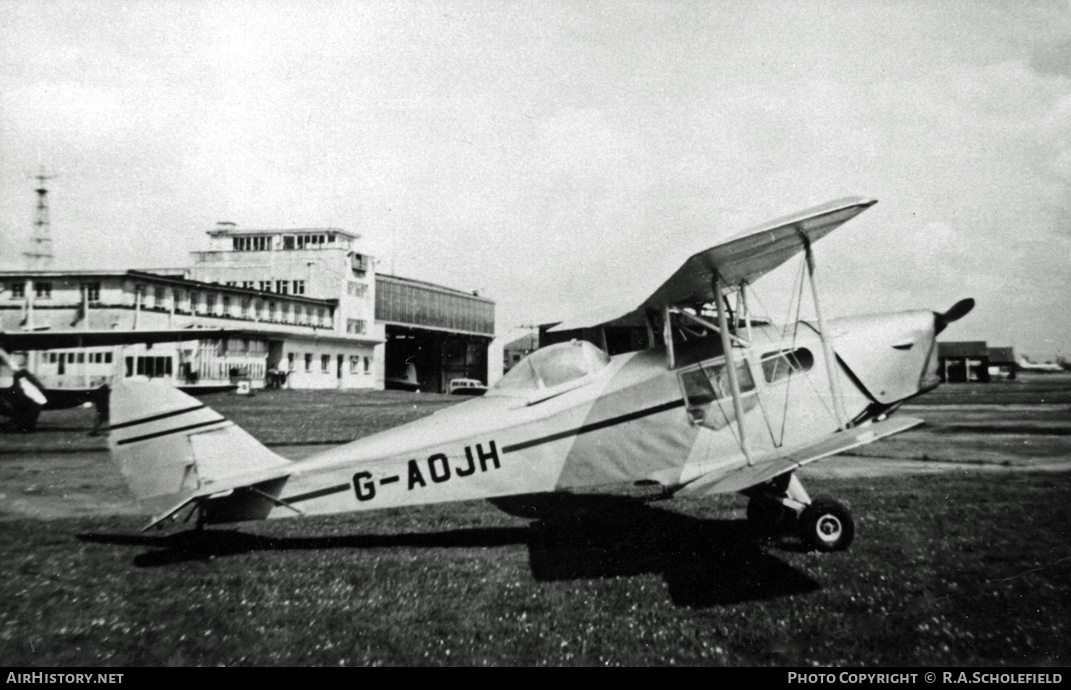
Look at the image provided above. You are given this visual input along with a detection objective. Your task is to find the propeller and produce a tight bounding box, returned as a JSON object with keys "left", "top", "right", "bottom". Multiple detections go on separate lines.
{"left": 934, "top": 298, "right": 975, "bottom": 334}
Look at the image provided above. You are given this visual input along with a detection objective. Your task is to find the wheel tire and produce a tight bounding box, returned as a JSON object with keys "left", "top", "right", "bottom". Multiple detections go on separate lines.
{"left": 746, "top": 496, "right": 795, "bottom": 539}
{"left": 798, "top": 498, "right": 854, "bottom": 552}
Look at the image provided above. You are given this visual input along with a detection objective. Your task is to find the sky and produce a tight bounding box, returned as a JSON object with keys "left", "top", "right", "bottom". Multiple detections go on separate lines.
{"left": 2, "top": 0, "right": 1070, "bottom": 358}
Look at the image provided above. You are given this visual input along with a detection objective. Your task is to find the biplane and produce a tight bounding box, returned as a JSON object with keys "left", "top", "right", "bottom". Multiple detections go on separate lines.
{"left": 105, "top": 197, "right": 972, "bottom": 551}
{"left": 0, "top": 329, "right": 234, "bottom": 432}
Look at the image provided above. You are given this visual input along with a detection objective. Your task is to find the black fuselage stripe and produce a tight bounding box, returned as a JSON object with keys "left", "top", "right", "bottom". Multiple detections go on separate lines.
{"left": 261, "top": 400, "right": 686, "bottom": 503}
{"left": 115, "top": 418, "right": 227, "bottom": 445}
{"left": 107, "top": 404, "right": 206, "bottom": 431}
{"left": 282, "top": 483, "right": 351, "bottom": 504}
{"left": 501, "top": 398, "right": 686, "bottom": 454}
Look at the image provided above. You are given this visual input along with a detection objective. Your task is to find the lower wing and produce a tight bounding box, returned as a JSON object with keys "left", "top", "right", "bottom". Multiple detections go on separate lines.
{"left": 676, "top": 416, "right": 923, "bottom": 496}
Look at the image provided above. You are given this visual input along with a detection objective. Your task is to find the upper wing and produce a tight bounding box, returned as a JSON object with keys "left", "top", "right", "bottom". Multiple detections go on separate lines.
{"left": 0, "top": 328, "right": 236, "bottom": 351}
{"left": 675, "top": 415, "right": 922, "bottom": 496}
{"left": 549, "top": 196, "right": 877, "bottom": 332}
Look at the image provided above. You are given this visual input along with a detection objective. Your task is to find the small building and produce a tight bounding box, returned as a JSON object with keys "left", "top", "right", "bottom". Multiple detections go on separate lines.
{"left": 937, "top": 341, "right": 991, "bottom": 383}
{"left": 987, "top": 346, "right": 1016, "bottom": 381}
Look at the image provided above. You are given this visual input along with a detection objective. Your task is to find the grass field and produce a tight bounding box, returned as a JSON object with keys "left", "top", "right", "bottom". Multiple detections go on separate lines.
{"left": 1, "top": 473, "right": 1068, "bottom": 666}
{"left": 0, "top": 375, "right": 1069, "bottom": 666}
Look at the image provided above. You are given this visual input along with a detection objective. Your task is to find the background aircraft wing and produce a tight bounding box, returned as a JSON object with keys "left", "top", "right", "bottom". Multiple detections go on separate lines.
{"left": 0, "top": 328, "right": 236, "bottom": 351}
{"left": 549, "top": 196, "right": 876, "bottom": 332}
{"left": 675, "top": 415, "right": 922, "bottom": 496}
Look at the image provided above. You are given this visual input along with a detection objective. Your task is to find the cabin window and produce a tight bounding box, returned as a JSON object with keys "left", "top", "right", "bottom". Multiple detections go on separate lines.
{"left": 9, "top": 282, "right": 25, "bottom": 298}
{"left": 678, "top": 359, "right": 757, "bottom": 430}
{"left": 760, "top": 348, "right": 814, "bottom": 384}
{"left": 35, "top": 282, "right": 52, "bottom": 299}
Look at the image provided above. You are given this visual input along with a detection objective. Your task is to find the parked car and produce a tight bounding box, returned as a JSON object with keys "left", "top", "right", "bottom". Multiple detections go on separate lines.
{"left": 448, "top": 378, "right": 487, "bottom": 396}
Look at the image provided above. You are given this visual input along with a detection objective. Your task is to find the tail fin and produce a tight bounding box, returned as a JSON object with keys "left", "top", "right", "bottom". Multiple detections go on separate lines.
{"left": 107, "top": 378, "right": 290, "bottom": 519}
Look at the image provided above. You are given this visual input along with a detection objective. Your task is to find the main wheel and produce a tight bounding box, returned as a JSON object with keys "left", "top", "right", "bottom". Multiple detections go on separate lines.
{"left": 798, "top": 498, "right": 854, "bottom": 552}
{"left": 746, "top": 496, "right": 795, "bottom": 539}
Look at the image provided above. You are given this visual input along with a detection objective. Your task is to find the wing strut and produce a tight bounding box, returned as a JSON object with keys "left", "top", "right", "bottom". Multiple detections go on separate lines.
{"left": 801, "top": 233, "right": 848, "bottom": 430}
{"left": 714, "top": 274, "right": 753, "bottom": 465}
{"left": 662, "top": 304, "right": 676, "bottom": 369}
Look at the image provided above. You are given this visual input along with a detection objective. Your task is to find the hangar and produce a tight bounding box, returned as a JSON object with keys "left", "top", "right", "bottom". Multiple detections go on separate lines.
{"left": 376, "top": 274, "right": 494, "bottom": 393}
{"left": 937, "top": 341, "right": 990, "bottom": 383}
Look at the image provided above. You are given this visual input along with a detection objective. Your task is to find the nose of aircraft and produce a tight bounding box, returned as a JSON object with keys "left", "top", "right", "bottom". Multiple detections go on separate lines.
{"left": 828, "top": 299, "right": 973, "bottom": 405}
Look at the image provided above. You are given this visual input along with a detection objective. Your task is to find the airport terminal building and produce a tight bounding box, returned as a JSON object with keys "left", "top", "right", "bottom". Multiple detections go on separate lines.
{"left": 0, "top": 224, "right": 494, "bottom": 393}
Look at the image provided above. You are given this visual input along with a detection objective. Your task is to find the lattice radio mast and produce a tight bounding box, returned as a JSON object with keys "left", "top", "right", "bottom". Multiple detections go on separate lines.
{"left": 24, "top": 168, "right": 56, "bottom": 270}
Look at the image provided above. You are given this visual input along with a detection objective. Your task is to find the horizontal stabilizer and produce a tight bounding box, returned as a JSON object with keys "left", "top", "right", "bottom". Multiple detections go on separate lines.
{"left": 677, "top": 415, "right": 923, "bottom": 496}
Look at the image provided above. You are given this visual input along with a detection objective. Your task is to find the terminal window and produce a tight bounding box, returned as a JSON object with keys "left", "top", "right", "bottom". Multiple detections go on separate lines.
{"left": 234, "top": 236, "right": 271, "bottom": 251}
{"left": 81, "top": 282, "right": 101, "bottom": 303}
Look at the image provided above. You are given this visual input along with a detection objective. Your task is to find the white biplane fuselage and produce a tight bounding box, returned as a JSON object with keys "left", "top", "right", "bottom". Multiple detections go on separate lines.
{"left": 104, "top": 197, "right": 972, "bottom": 552}
{"left": 305, "top": 314, "right": 926, "bottom": 508}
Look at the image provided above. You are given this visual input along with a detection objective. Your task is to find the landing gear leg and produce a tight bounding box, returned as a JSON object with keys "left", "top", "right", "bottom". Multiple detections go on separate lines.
{"left": 744, "top": 473, "right": 803, "bottom": 539}
{"left": 745, "top": 473, "right": 855, "bottom": 551}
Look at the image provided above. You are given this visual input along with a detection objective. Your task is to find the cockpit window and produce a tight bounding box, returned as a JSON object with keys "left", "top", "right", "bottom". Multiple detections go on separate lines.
{"left": 490, "top": 340, "right": 610, "bottom": 395}
{"left": 760, "top": 348, "right": 814, "bottom": 384}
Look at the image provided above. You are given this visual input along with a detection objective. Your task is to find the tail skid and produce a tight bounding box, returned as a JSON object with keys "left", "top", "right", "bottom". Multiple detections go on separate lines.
{"left": 107, "top": 378, "right": 291, "bottom": 528}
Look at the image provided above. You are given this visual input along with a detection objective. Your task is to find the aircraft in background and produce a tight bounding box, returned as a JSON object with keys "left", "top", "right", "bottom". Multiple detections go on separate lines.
{"left": 0, "top": 328, "right": 234, "bottom": 432}
{"left": 105, "top": 197, "right": 973, "bottom": 552}
{"left": 1016, "top": 356, "right": 1063, "bottom": 374}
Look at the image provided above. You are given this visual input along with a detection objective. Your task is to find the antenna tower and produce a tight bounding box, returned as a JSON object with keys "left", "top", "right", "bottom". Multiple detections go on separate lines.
{"left": 24, "top": 168, "right": 56, "bottom": 270}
